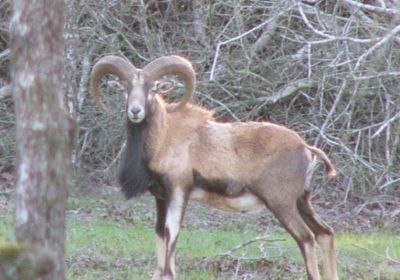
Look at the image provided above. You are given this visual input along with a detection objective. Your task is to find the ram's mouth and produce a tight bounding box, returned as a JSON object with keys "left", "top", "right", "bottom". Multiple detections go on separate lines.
{"left": 128, "top": 115, "right": 144, "bottom": 123}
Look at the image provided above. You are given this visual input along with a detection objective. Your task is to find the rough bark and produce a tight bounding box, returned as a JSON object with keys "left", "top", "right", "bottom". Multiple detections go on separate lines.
{"left": 10, "top": 0, "right": 72, "bottom": 279}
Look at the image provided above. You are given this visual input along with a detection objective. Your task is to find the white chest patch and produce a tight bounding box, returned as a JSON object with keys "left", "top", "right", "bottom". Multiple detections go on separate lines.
{"left": 189, "top": 188, "right": 265, "bottom": 214}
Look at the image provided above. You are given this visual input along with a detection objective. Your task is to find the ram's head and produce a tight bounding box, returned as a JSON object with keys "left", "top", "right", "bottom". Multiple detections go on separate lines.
{"left": 90, "top": 55, "right": 196, "bottom": 123}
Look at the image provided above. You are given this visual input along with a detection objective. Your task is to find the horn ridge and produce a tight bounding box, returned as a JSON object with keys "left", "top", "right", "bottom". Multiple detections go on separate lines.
{"left": 143, "top": 55, "right": 196, "bottom": 110}
{"left": 90, "top": 56, "right": 136, "bottom": 111}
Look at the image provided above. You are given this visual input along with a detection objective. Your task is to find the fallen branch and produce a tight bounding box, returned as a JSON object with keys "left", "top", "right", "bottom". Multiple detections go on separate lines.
{"left": 202, "top": 235, "right": 286, "bottom": 266}
{"left": 216, "top": 236, "right": 285, "bottom": 256}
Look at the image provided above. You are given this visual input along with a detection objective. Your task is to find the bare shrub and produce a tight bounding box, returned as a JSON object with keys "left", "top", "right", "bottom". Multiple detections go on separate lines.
{"left": 1, "top": 0, "right": 399, "bottom": 216}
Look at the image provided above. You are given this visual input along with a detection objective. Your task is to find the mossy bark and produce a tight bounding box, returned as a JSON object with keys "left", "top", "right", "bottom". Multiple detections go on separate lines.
{"left": 0, "top": 244, "right": 54, "bottom": 280}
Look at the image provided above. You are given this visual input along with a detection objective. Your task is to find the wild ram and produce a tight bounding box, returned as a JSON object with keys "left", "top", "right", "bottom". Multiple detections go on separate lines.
{"left": 90, "top": 55, "right": 339, "bottom": 280}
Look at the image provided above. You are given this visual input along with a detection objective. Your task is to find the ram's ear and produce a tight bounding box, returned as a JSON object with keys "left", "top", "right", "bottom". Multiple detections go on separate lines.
{"left": 106, "top": 80, "right": 128, "bottom": 100}
{"left": 155, "top": 81, "right": 174, "bottom": 94}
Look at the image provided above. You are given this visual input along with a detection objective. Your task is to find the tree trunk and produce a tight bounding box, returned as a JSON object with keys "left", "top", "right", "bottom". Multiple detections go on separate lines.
{"left": 65, "top": 0, "right": 78, "bottom": 124}
{"left": 65, "top": 0, "right": 80, "bottom": 170}
{"left": 10, "top": 0, "right": 72, "bottom": 279}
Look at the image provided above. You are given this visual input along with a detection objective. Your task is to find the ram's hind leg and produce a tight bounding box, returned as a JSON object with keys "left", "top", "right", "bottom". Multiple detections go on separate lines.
{"left": 258, "top": 191, "right": 321, "bottom": 280}
{"left": 275, "top": 207, "right": 321, "bottom": 280}
{"left": 297, "top": 192, "right": 338, "bottom": 280}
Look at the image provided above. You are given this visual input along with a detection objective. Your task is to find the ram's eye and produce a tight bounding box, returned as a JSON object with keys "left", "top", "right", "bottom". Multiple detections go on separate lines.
{"left": 156, "top": 81, "right": 174, "bottom": 94}
{"left": 150, "top": 85, "right": 158, "bottom": 93}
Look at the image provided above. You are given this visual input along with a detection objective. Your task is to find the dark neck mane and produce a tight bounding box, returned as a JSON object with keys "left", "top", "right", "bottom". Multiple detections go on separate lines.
{"left": 118, "top": 120, "right": 154, "bottom": 199}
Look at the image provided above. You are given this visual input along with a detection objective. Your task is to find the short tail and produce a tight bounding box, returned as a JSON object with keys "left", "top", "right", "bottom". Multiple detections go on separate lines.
{"left": 305, "top": 145, "right": 337, "bottom": 178}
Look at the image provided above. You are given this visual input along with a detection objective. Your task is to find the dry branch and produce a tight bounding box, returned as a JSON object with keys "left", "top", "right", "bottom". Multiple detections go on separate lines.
{"left": 262, "top": 80, "right": 315, "bottom": 106}
{"left": 353, "top": 24, "right": 400, "bottom": 72}
{"left": 251, "top": 14, "right": 283, "bottom": 57}
{"left": 202, "top": 235, "right": 286, "bottom": 265}
{"left": 210, "top": 5, "right": 294, "bottom": 80}
{"left": 341, "top": 0, "right": 400, "bottom": 16}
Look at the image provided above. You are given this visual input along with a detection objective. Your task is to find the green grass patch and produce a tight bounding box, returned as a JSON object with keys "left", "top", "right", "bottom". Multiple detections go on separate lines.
{"left": 1, "top": 195, "right": 399, "bottom": 279}
{"left": 336, "top": 233, "right": 400, "bottom": 279}
{"left": 0, "top": 215, "right": 13, "bottom": 243}
{"left": 65, "top": 213, "right": 298, "bottom": 279}
{"left": 65, "top": 209, "right": 400, "bottom": 279}
{"left": 65, "top": 211, "right": 400, "bottom": 279}
{"left": 67, "top": 219, "right": 154, "bottom": 258}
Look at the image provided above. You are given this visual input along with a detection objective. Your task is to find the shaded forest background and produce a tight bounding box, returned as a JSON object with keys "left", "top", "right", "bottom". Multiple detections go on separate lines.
{"left": 1, "top": 0, "right": 399, "bottom": 224}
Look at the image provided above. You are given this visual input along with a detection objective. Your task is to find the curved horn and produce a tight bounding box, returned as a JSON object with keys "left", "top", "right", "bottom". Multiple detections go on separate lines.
{"left": 90, "top": 56, "right": 136, "bottom": 111}
{"left": 142, "top": 55, "right": 196, "bottom": 111}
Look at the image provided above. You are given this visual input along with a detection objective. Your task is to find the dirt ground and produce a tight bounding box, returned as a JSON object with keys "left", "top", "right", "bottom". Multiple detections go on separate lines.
{"left": 1, "top": 172, "right": 399, "bottom": 237}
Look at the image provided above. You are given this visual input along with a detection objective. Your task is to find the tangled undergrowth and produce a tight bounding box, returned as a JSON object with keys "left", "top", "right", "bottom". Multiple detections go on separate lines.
{"left": 0, "top": 0, "right": 399, "bottom": 223}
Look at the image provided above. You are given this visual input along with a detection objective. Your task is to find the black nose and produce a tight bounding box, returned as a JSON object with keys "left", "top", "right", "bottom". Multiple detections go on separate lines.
{"left": 130, "top": 104, "right": 142, "bottom": 115}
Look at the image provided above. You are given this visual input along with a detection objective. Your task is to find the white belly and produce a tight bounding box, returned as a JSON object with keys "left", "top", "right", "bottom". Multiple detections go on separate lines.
{"left": 189, "top": 188, "right": 265, "bottom": 214}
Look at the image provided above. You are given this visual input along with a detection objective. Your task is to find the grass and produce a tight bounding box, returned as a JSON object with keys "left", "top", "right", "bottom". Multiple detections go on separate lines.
{"left": 65, "top": 219, "right": 400, "bottom": 279}
{"left": 66, "top": 224, "right": 295, "bottom": 279}
{"left": 1, "top": 193, "right": 399, "bottom": 279}
{"left": 0, "top": 207, "right": 12, "bottom": 243}
{"left": 336, "top": 233, "right": 400, "bottom": 279}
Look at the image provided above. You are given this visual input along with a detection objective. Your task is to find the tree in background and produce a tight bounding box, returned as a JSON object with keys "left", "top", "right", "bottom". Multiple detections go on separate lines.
{"left": 8, "top": 0, "right": 74, "bottom": 279}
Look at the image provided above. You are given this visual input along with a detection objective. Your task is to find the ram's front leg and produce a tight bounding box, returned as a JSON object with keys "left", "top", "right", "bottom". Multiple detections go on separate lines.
{"left": 162, "top": 187, "right": 188, "bottom": 280}
{"left": 152, "top": 197, "right": 167, "bottom": 280}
